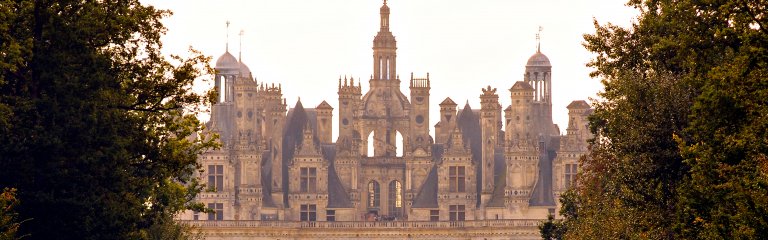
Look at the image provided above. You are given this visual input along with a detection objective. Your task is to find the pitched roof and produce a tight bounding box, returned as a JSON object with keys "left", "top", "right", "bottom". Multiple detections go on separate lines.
{"left": 411, "top": 166, "right": 439, "bottom": 208}
{"left": 439, "top": 97, "right": 457, "bottom": 106}
{"left": 529, "top": 140, "right": 556, "bottom": 207}
{"left": 323, "top": 145, "right": 354, "bottom": 208}
{"left": 487, "top": 150, "right": 508, "bottom": 207}
{"left": 316, "top": 100, "right": 333, "bottom": 109}
{"left": 510, "top": 81, "right": 534, "bottom": 91}
{"left": 566, "top": 100, "right": 590, "bottom": 109}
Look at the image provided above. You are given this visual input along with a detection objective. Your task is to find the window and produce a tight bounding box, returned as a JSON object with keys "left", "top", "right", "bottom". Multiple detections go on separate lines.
{"left": 300, "top": 204, "right": 317, "bottom": 221}
{"left": 388, "top": 181, "right": 403, "bottom": 217}
{"left": 565, "top": 164, "right": 578, "bottom": 188}
{"left": 449, "top": 166, "right": 466, "bottom": 192}
{"left": 207, "top": 203, "right": 223, "bottom": 221}
{"left": 368, "top": 181, "right": 380, "bottom": 208}
{"left": 193, "top": 211, "right": 199, "bottom": 220}
{"left": 208, "top": 165, "right": 223, "bottom": 192}
{"left": 430, "top": 210, "right": 439, "bottom": 221}
{"left": 449, "top": 205, "right": 465, "bottom": 221}
{"left": 326, "top": 210, "right": 335, "bottom": 222}
{"left": 300, "top": 167, "right": 317, "bottom": 193}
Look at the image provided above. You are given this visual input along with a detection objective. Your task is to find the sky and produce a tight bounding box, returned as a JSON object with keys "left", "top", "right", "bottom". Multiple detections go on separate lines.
{"left": 141, "top": 0, "right": 639, "bottom": 138}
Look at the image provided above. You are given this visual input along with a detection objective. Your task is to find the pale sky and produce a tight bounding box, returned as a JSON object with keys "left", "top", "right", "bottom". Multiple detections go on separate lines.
{"left": 142, "top": 0, "right": 638, "bottom": 138}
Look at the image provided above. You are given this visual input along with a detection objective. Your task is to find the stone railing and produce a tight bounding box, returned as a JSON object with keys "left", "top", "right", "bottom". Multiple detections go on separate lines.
{"left": 180, "top": 219, "right": 542, "bottom": 229}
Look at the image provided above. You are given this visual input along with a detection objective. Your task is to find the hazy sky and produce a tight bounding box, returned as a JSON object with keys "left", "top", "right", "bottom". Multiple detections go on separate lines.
{"left": 141, "top": 0, "right": 638, "bottom": 137}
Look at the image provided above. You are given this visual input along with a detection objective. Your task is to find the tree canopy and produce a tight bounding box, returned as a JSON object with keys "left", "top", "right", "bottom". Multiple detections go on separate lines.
{"left": 0, "top": 0, "right": 216, "bottom": 239}
{"left": 552, "top": 0, "right": 768, "bottom": 239}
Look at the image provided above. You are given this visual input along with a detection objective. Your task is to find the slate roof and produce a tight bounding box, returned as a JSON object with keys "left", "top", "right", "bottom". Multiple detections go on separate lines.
{"left": 323, "top": 145, "right": 354, "bottom": 208}
{"left": 529, "top": 140, "right": 556, "bottom": 206}
{"left": 411, "top": 165, "right": 439, "bottom": 208}
{"left": 486, "top": 150, "right": 508, "bottom": 207}
{"left": 281, "top": 99, "right": 352, "bottom": 208}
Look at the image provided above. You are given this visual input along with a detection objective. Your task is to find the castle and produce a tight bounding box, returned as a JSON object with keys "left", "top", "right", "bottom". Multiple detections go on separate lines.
{"left": 181, "top": 1, "right": 592, "bottom": 224}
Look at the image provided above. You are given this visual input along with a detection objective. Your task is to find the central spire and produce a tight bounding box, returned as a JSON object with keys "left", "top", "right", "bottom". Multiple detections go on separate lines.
{"left": 372, "top": 0, "right": 397, "bottom": 81}
{"left": 380, "top": 0, "right": 390, "bottom": 31}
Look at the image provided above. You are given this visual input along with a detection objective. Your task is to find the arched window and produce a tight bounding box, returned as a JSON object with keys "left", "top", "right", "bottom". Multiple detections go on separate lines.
{"left": 395, "top": 131, "right": 403, "bottom": 157}
{"left": 388, "top": 180, "right": 403, "bottom": 217}
{"left": 386, "top": 57, "right": 390, "bottom": 79}
{"left": 368, "top": 181, "right": 380, "bottom": 208}
{"left": 219, "top": 76, "right": 227, "bottom": 103}
{"left": 367, "top": 132, "right": 375, "bottom": 157}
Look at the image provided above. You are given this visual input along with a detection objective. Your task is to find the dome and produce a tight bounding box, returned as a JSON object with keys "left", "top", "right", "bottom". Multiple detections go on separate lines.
{"left": 526, "top": 52, "right": 551, "bottom": 67}
{"left": 215, "top": 51, "right": 238, "bottom": 69}
{"left": 239, "top": 61, "right": 252, "bottom": 78}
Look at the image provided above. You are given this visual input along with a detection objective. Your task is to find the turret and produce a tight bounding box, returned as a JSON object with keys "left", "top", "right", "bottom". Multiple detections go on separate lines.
{"left": 436, "top": 97, "right": 458, "bottom": 144}
{"left": 316, "top": 101, "right": 334, "bottom": 144}
{"left": 409, "top": 72, "right": 431, "bottom": 150}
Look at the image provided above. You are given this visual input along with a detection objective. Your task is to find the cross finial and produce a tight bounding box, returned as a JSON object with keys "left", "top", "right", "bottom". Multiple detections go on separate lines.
{"left": 536, "top": 26, "right": 543, "bottom": 53}
{"left": 225, "top": 20, "right": 231, "bottom": 52}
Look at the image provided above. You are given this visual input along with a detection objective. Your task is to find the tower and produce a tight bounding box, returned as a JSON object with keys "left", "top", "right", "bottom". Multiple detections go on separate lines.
{"left": 409, "top": 72, "right": 430, "bottom": 150}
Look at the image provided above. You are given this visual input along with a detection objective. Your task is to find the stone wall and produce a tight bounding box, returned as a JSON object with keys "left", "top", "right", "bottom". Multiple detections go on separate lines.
{"left": 182, "top": 219, "right": 542, "bottom": 240}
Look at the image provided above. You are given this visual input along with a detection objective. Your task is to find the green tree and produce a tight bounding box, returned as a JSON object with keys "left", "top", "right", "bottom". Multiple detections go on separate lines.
{"left": 558, "top": 0, "right": 768, "bottom": 239}
{"left": 0, "top": 0, "right": 216, "bottom": 239}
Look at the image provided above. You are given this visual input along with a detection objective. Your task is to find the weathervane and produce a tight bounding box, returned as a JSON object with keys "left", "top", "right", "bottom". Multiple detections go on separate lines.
{"left": 239, "top": 29, "right": 244, "bottom": 62}
{"left": 536, "top": 26, "right": 543, "bottom": 53}
{"left": 226, "top": 20, "right": 231, "bottom": 52}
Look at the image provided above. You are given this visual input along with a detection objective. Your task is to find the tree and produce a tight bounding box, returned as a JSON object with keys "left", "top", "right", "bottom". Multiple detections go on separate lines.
{"left": 0, "top": 0, "right": 216, "bottom": 239}
{"left": 558, "top": 0, "right": 768, "bottom": 239}
{"left": 1, "top": 188, "right": 21, "bottom": 240}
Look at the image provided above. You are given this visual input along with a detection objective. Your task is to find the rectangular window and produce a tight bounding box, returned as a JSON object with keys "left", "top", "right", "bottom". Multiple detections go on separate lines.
{"left": 208, "top": 165, "right": 224, "bottom": 192}
{"left": 207, "top": 203, "right": 223, "bottom": 221}
{"left": 449, "top": 166, "right": 466, "bottom": 192}
{"left": 193, "top": 211, "right": 199, "bottom": 220}
{"left": 300, "top": 204, "right": 317, "bottom": 221}
{"left": 300, "top": 167, "right": 317, "bottom": 193}
{"left": 565, "top": 163, "right": 578, "bottom": 188}
{"left": 429, "top": 210, "right": 439, "bottom": 221}
{"left": 326, "top": 210, "right": 335, "bottom": 222}
{"left": 449, "top": 205, "right": 465, "bottom": 221}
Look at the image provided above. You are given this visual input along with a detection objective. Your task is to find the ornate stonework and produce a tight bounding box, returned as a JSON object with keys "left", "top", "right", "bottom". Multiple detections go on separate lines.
{"left": 179, "top": 1, "right": 592, "bottom": 237}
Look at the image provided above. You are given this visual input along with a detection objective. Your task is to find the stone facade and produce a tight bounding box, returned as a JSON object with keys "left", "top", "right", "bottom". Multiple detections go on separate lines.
{"left": 178, "top": 1, "right": 591, "bottom": 227}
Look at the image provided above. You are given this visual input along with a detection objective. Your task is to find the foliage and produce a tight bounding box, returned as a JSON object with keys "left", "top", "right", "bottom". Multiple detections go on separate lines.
{"left": 539, "top": 214, "right": 565, "bottom": 240}
{"left": 558, "top": 0, "right": 768, "bottom": 239}
{"left": 1, "top": 188, "right": 21, "bottom": 240}
{"left": 0, "top": 0, "right": 217, "bottom": 239}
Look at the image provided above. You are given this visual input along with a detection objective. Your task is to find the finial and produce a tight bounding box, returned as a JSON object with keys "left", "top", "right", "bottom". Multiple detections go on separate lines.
{"left": 536, "top": 26, "right": 543, "bottom": 53}
{"left": 225, "top": 20, "right": 230, "bottom": 52}
{"left": 350, "top": 76, "right": 355, "bottom": 86}
{"left": 238, "top": 29, "right": 244, "bottom": 62}
{"left": 383, "top": 0, "right": 387, "bottom": 5}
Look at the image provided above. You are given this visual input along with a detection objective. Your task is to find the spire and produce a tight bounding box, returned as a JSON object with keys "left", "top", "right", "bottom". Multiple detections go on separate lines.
{"left": 379, "top": 0, "right": 390, "bottom": 31}
{"left": 225, "top": 20, "right": 230, "bottom": 52}
{"left": 536, "top": 26, "right": 543, "bottom": 53}
{"left": 238, "top": 29, "right": 244, "bottom": 62}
